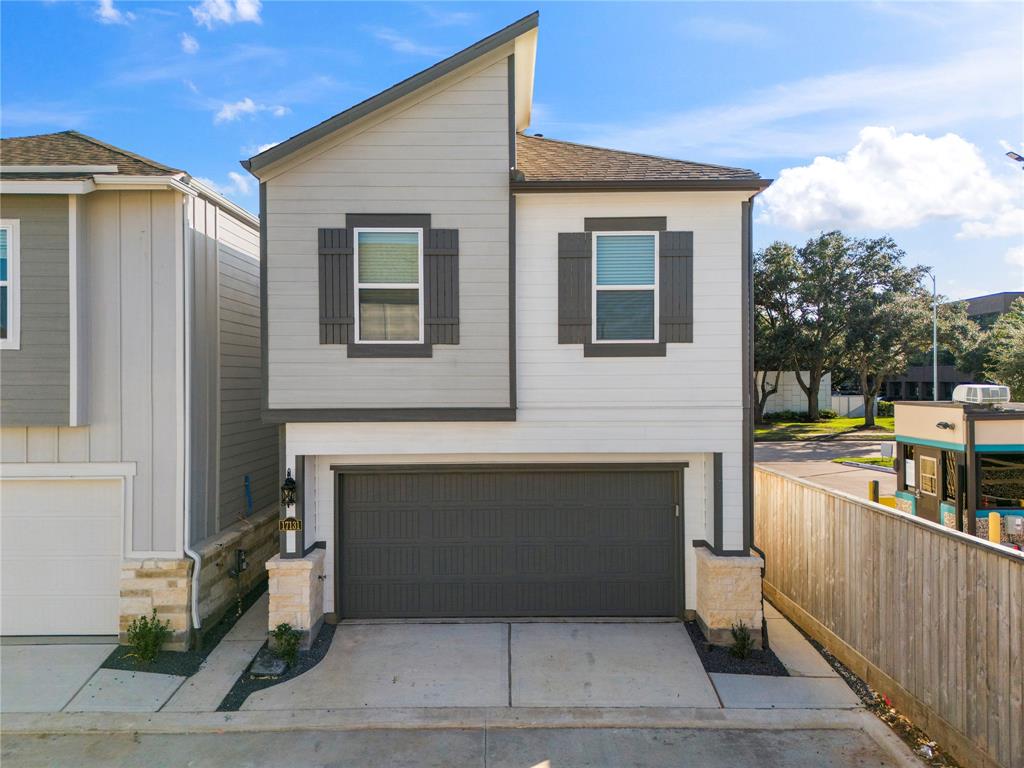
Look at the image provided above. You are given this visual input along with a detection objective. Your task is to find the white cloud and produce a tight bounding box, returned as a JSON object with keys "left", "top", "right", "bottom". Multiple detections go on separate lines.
{"left": 421, "top": 6, "right": 476, "bottom": 26}
{"left": 684, "top": 17, "right": 771, "bottom": 44}
{"left": 370, "top": 28, "right": 443, "bottom": 57}
{"left": 579, "top": 44, "right": 1022, "bottom": 160}
{"left": 758, "top": 127, "right": 1024, "bottom": 238}
{"left": 95, "top": 0, "right": 135, "bottom": 25}
{"left": 180, "top": 33, "right": 200, "bottom": 54}
{"left": 214, "top": 97, "right": 289, "bottom": 124}
{"left": 242, "top": 141, "right": 280, "bottom": 156}
{"left": 1006, "top": 245, "right": 1024, "bottom": 290}
{"left": 190, "top": 0, "right": 261, "bottom": 29}
{"left": 196, "top": 171, "right": 253, "bottom": 198}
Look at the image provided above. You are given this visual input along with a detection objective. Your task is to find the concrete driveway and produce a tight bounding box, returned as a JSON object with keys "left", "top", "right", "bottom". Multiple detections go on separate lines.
{"left": 755, "top": 441, "right": 895, "bottom": 500}
{"left": 242, "top": 621, "right": 719, "bottom": 710}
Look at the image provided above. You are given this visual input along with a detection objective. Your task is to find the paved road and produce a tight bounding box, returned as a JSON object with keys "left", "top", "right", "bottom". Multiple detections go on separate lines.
{"left": 755, "top": 440, "right": 896, "bottom": 501}
{"left": 1, "top": 726, "right": 906, "bottom": 767}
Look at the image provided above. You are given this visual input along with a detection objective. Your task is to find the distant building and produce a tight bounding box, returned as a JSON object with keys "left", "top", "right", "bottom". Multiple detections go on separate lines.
{"left": 885, "top": 291, "right": 1023, "bottom": 401}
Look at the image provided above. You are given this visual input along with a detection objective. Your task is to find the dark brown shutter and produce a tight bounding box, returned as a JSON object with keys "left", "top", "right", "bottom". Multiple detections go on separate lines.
{"left": 318, "top": 228, "right": 353, "bottom": 344}
{"left": 558, "top": 232, "right": 592, "bottom": 344}
{"left": 424, "top": 229, "right": 459, "bottom": 344}
{"left": 660, "top": 231, "right": 693, "bottom": 342}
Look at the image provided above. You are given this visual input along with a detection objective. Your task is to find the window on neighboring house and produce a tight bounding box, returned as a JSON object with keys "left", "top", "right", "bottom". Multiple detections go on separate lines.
{"left": 979, "top": 453, "right": 1024, "bottom": 510}
{"left": 354, "top": 229, "right": 423, "bottom": 343}
{"left": 592, "top": 232, "right": 658, "bottom": 343}
{"left": 0, "top": 220, "right": 20, "bottom": 350}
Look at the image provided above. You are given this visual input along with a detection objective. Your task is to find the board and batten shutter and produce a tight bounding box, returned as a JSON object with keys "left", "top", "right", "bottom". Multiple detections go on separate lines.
{"left": 424, "top": 229, "right": 459, "bottom": 344}
{"left": 318, "top": 228, "right": 353, "bottom": 344}
{"left": 659, "top": 231, "right": 693, "bottom": 343}
{"left": 557, "top": 232, "right": 592, "bottom": 344}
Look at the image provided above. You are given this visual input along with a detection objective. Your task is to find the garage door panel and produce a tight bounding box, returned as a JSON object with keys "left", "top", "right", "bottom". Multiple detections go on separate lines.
{"left": 339, "top": 468, "right": 680, "bottom": 619}
{"left": 2, "top": 517, "right": 120, "bottom": 556}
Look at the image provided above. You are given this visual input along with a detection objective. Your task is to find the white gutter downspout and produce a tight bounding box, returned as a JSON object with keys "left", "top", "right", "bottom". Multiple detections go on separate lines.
{"left": 181, "top": 193, "right": 202, "bottom": 631}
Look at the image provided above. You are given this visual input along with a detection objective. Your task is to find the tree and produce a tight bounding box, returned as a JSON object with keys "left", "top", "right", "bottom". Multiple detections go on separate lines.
{"left": 790, "top": 232, "right": 919, "bottom": 420}
{"left": 985, "top": 298, "right": 1024, "bottom": 400}
{"left": 753, "top": 242, "right": 800, "bottom": 422}
{"left": 936, "top": 300, "right": 987, "bottom": 380}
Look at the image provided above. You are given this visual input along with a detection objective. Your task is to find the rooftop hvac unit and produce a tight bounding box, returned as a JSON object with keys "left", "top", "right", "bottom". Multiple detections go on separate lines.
{"left": 951, "top": 384, "right": 1011, "bottom": 404}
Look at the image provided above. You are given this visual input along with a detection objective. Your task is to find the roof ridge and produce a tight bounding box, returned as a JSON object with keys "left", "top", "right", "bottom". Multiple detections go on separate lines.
{"left": 61, "top": 130, "right": 182, "bottom": 175}
{"left": 516, "top": 132, "right": 760, "bottom": 177}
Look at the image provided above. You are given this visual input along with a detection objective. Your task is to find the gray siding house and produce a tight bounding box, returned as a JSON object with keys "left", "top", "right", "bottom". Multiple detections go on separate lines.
{"left": 0, "top": 132, "right": 277, "bottom": 646}
{"left": 246, "top": 14, "right": 773, "bottom": 647}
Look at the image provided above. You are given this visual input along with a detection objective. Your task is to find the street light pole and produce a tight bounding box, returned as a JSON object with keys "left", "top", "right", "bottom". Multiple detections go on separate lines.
{"left": 931, "top": 273, "right": 938, "bottom": 401}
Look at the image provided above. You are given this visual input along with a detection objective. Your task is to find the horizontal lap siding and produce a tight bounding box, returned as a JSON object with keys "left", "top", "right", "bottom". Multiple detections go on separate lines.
{"left": 0, "top": 195, "right": 70, "bottom": 425}
{"left": 265, "top": 57, "right": 511, "bottom": 409}
{"left": 217, "top": 212, "right": 278, "bottom": 531}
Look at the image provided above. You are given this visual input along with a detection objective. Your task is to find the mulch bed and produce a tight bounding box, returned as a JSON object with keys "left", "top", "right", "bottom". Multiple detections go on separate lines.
{"left": 684, "top": 621, "right": 788, "bottom": 676}
{"left": 101, "top": 578, "right": 268, "bottom": 678}
{"left": 217, "top": 622, "right": 336, "bottom": 711}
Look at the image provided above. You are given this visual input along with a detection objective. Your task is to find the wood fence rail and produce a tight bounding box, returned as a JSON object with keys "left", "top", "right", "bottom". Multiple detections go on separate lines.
{"left": 755, "top": 466, "right": 1023, "bottom": 768}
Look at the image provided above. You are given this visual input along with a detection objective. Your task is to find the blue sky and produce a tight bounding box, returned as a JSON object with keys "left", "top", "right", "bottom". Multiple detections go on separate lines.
{"left": 3, "top": 1, "right": 1021, "bottom": 299}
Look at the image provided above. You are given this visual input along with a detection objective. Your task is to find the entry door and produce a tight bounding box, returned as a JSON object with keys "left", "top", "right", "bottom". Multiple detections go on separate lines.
{"left": 337, "top": 467, "right": 682, "bottom": 619}
{"left": 915, "top": 448, "right": 941, "bottom": 523}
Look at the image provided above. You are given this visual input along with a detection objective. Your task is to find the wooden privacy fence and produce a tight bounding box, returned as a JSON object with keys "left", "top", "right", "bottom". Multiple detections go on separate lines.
{"left": 755, "top": 466, "right": 1023, "bottom": 768}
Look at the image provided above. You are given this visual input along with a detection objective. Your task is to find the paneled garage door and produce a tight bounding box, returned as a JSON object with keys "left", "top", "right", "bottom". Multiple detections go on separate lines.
{"left": 337, "top": 467, "right": 681, "bottom": 618}
{"left": 1, "top": 479, "right": 122, "bottom": 636}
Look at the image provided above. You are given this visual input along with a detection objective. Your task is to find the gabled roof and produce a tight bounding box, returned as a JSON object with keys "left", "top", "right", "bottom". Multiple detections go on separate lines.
{"left": 0, "top": 130, "right": 182, "bottom": 180}
{"left": 243, "top": 12, "right": 539, "bottom": 176}
{"left": 513, "top": 134, "right": 769, "bottom": 191}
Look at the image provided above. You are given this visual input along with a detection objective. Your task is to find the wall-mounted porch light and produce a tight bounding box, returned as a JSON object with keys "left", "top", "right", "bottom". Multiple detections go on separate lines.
{"left": 280, "top": 468, "right": 297, "bottom": 508}
{"left": 936, "top": 421, "right": 955, "bottom": 431}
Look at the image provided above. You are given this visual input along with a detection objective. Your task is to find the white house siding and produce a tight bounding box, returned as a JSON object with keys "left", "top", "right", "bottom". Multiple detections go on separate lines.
{"left": 0, "top": 194, "right": 70, "bottom": 425}
{"left": 263, "top": 51, "right": 513, "bottom": 409}
{"left": 281, "top": 189, "right": 750, "bottom": 612}
{"left": 758, "top": 371, "right": 831, "bottom": 415}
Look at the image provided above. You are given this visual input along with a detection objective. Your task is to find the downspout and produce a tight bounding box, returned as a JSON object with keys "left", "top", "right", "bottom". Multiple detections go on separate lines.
{"left": 181, "top": 193, "right": 202, "bottom": 632}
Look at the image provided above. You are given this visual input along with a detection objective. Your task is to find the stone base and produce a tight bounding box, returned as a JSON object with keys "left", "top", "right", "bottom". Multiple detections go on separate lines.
{"left": 694, "top": 546, "right": 764, "bottom": 650}
{"left": 119, "top": 558, "right": 193, "bottom": 651}
{"left": 266, "top": 549, "right": 326, "bottom": 650}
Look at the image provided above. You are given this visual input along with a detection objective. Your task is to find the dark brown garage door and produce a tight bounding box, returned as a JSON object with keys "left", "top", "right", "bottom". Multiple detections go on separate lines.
{"left": 336, "top": 467, "right": 681, "bottom": 618}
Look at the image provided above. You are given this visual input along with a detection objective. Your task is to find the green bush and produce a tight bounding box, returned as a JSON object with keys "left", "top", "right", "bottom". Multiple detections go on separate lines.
{"left": 729, "top": 622, "right": 755, "bottom": 659}
{"left": 818, "top": 408, "right": 838, "bottom": 419}
{"left": 271, "top": 623, "right": 301, "bottom": 667}
{"left": 877, "top": 400, "right": 894, "bottom": 418}
{"left": 125, "top": 610, "right": 171, "bottom": 664}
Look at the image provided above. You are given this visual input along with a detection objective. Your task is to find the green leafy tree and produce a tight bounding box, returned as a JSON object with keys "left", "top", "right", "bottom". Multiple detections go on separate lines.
{"left": 936, "top": 300, "right": 987, "bottom": 380}
{"left": 985, "top": 298, "right": 1024, "bottom": 400}
{"left": 753, "top": 242, "right": 801, "bottom": 422}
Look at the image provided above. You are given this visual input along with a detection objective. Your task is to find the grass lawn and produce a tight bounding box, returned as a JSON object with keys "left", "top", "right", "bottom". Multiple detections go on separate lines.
{"left": 830, "top": 456, "right": 895, "bottom": 469}
{"left": 755, "top": 416, "right": 895, "bottom": 442}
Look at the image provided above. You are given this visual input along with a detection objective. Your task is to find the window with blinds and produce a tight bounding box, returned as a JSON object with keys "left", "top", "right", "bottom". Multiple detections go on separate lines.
{"left": 593, "top": 233, "right": 658, "bottom": 342}
{"left": 0, "top": 221, "right": 19, "bottom": 350}
{"left": 354, "top": 229, "right": 423, "bottom": 343}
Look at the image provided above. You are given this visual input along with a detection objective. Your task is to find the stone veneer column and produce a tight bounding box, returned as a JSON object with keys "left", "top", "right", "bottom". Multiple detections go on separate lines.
{"left": 694, "top": 547, "right": 764, "bottom": 649}
{"left": 266, "top": 549, "right": 326, "bottom": 649}
{"left": 119, "top": 559, "right": 193, "bottom": 651}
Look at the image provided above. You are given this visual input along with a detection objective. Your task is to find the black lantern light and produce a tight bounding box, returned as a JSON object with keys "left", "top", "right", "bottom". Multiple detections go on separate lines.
{"left": 280, "top": 468, "right": 297, "bottom": 508}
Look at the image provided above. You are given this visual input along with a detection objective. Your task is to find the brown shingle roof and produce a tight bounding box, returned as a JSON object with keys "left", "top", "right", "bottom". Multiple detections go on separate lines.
{"left": 0, "top": 131, "right": 182, "bottom": 179}
{"left": 514, "top": 133, "right": 764, "bottom": 187}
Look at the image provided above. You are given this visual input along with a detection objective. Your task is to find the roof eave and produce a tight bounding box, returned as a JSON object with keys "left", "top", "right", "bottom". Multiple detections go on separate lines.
{"left": 244, "top": 11, "right": 540, "bottom": 177}
{"left": 510, "top": 179, "right": 773, "bottom": 192}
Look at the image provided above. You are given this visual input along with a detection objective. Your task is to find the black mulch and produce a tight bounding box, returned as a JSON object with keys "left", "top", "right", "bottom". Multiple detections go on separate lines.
{"left": 684, "top": 621, "right": 789, "bottom": 676}
{"left": 217, "top": 622, "right": 337, "bottom": 711}
{"left": 101, "top": 578, "right": 268, "bottom": 678}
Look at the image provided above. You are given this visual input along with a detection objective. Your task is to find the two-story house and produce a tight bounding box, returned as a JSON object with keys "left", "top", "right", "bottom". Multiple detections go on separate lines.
{"left": 244, "top": 13, "right": 771, "bottom": 646}
{"left": 0, "top": 132, "right": 278, "bottom": 648}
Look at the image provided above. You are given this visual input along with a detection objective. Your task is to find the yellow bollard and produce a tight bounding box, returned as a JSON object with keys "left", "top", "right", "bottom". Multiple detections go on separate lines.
{"left": 989, "top": 512, "right": 1001, "bottom": 544}
{"left": 868, "top": 480, "right": 879, "bottom": 503}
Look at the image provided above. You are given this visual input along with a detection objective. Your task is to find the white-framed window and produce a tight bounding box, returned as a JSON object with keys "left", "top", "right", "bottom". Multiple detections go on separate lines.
{"left": 591, "top": 231, "right": 659, "bottom": 343}
{"left": 353, "top": 228, "right": 424, "bottom": 344}
{"left": 0, "top": 219, "right": 21, "bottom": 350}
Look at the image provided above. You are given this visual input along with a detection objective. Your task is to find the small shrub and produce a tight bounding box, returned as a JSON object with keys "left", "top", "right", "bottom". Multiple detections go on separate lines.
{"left": 877, "top": 400, "right": 894, "bottom": 418}
{"left": 818, "top": 409, "right": 838, "bottom": 420}
{"left": 729, "top": 622, "right": 755, "bottom": 659}
{"left": 271, "top": 623, "right": 301, "bottom": 667}
{"left": 125, "top": 610, "right": 171, "bottom": 664}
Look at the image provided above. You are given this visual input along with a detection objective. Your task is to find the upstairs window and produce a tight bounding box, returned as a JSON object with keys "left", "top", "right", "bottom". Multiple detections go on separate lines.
{"left": 354, "top": 229, "right": 423, "bottom": 343}
{"left": 0, "top": 220, "right": 20, "bottom": 350}
{"left": 592, "top": 233, "right": 658, "bottom": 343}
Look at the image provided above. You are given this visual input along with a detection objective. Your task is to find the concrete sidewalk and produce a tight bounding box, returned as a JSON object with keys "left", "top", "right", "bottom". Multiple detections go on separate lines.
{"left": 755, "top": 440, "right": 895, "bottom": 501}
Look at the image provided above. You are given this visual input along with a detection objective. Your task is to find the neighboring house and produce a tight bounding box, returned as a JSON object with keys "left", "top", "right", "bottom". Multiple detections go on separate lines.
{"left": 755, "top": 371, "right": 831, "bottom": 417}
{"left": 0, "top": 132, "right": 278, "bottom": 647}
{"left": 885, "top": 291, "right": 1024, "bottom": 401}
{"left": 244, "top": 14, "right": 772, "bottom": 647}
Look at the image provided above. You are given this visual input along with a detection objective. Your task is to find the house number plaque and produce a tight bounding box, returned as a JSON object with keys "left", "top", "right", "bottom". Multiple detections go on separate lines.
{"left": 279, "top": 518, "right": 302, "bottom": 532}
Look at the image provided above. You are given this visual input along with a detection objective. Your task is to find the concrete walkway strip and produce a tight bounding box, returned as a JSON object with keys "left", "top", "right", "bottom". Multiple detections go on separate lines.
{"left": 765, "top": 618, "right": 837, "bottom": 678}
{"left": 64, "top": 670, "right": 185, "bottom": 713}
{"left": 0, "top": 644, "right": 114, "bottom": 713}
{"left": 710, "top": 673, "right": 861, "bottom": 710}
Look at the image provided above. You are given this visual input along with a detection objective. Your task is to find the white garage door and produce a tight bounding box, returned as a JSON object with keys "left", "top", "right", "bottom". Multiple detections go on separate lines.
{"left": 1, "top": 479, "right": 122, "bottom": 636}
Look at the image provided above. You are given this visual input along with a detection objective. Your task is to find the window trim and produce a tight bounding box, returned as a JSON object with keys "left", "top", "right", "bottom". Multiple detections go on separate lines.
{"left": 590, "top": 231, "right": 660, "bottom": 344}
{"left": 0, "top": 219, "right": 21, "bottom": 351}
{"left": 352, "top": 227, "right": 424, "bottom": 345}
